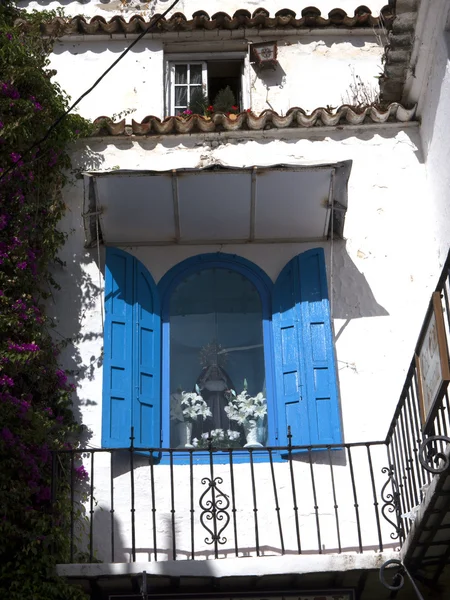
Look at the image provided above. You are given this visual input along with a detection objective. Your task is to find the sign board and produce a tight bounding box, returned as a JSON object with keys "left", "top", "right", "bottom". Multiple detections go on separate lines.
{"left": 416, "top": 292, "right": 450, "bottom": 428}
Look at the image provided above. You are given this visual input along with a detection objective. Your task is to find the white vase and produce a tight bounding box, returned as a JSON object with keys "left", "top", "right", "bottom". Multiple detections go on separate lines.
{"left": 243, "top": 419, "right": 263, "bottom": 448}
{"left": 176, "top": 421, "right": 193, "bottom": 448}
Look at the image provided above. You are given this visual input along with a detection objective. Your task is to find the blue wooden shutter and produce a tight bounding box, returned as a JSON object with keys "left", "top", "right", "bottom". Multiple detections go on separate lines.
{"left": 272, "top": 257, "right": 309, "bottom": 446}
{"left": 132, "top": 260, "right": 161, "bottom": 449}
{"left": 102, "top": 248, "right": 134, "bottom": 448}
{"left": 102, "top": 248, "right": 161, "bottom": 449}
{"left": 272, "top": 248, "right": 341, "bottom": 447}
{"left": 298, "top": 248, "right": 341, "bottom": 445}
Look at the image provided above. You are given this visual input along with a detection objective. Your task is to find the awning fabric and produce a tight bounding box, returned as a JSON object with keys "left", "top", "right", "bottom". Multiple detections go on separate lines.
{"left": 84, "top": 162, "right": 351, "bottom": 247}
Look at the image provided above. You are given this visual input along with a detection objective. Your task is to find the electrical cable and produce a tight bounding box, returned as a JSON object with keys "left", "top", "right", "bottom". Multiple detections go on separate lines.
{"left": 0, "top": 0, "right": 181, "bottom": 181}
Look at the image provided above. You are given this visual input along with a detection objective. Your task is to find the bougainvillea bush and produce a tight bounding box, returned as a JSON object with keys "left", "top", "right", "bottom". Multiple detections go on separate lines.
{"left": 0, "top": 2, "right": 90, "bottom": 597}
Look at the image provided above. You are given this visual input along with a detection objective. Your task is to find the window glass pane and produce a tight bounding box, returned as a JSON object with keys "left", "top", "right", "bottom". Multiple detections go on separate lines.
{"left": 174, "top": 86, "right": 187, "bottom": 108}
{"left": 190, "top": 64, "right": 202, "bottom": 85}
{"left": 175, "top": 64, "right": 187, "bottom": 84}
{"left": 169, "top": 268, "right": 267, "bottom": 449}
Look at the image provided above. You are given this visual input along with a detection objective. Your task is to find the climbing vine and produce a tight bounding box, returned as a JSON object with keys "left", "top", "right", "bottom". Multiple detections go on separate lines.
{"left": 0, "top": 2, "right": 91, "bottom": 597}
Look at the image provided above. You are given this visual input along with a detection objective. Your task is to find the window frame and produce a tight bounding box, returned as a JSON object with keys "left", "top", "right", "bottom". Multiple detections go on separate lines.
{"left": 165, "top": 52, "right": 249, "bottom": 117}
{"left": 169, "top": 61, "right": 208, "bottom": 116}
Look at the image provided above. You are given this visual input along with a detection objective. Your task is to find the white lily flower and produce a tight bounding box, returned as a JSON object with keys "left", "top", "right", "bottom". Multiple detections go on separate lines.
{"left": 253, "top": 403, "right": 267, "bottom": 419}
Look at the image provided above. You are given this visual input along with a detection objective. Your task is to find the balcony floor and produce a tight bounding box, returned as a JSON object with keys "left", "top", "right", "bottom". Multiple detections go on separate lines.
{"left": 56, "top": 551, "right": 432, "bottom": 600}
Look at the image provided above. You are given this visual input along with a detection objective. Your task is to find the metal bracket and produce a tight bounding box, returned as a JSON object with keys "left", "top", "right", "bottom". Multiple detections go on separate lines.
{"left": 140, "top": 570, "right": 148, "bottom": 600}
{"left": 327, "top": 200, "right": 347, "bottom": 212}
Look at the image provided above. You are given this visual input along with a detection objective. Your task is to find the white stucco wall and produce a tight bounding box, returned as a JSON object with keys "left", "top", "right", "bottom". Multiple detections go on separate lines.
{"left": 414, "top": 4, "right": 450, "bottom": 270}
{"left": 51, "top": 40, "right": 166, "bottom": 121}
{"left": 48, "top": 35, "right": 383, "bottom": 119}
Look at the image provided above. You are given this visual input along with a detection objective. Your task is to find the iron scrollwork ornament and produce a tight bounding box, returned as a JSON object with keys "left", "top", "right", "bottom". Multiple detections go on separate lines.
{"left": 419, "top": 435, "right": 450, "bottom": 474}
{"left": 380, "top": 466, "right": 404, "bottom": 541}
{"left": 199, "top": 476, "right": 230, "bottom": 545}
{"left": 379, "top": 559, "right": 425, "bottom": 600}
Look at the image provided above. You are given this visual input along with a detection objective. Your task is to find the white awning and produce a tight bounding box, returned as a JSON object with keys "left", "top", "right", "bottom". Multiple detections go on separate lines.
{"left": 84, "top": 162, "right": 351, "bottom": 246}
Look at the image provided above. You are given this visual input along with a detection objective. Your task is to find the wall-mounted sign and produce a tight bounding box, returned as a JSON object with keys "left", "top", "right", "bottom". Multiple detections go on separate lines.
{"left": 416, "top": 291, "right": 450, "bottom": 428}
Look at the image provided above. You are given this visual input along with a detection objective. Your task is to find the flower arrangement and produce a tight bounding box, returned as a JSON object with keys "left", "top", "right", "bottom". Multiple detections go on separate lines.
{"left": 192, "top": 429, "right": 241, "bottom": 448}
{"left": 224, "top": 381, "right": 267, "bottom": 425}
{"left": 170, "top": 388, "right": 212, "bottom": 423}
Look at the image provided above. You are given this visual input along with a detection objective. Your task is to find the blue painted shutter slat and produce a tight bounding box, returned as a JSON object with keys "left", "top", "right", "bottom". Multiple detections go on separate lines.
{"left": 102, "top": 248, "right": 134, "bottom": 448}
{"left": 133, "top": 261, "right": 161, "bottom": 449}
{"left": 298, "top": 248, "right": 342, "bottom": 446}
{"left": 272, "top": 259, "right": 309, "bottom": 446}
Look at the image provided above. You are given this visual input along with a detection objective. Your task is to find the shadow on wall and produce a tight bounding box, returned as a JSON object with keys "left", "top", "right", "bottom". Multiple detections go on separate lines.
{"left": 52, "top": 38, "right": 152, "bottom": 57}
{"left": 92, "top": 503, "right": 128, "bottom": 563}
{"left": 252, "top": 61, "right": 287, "bottom": 96}
{"left": 86, "top": 124, "right": 424, "bottom": 166}
{"left": 17, "top": 0, "right": 91, "bottom": 5}
{"left": 331, "top": 239, "right": 389, "bottom": 322}
{"left": 17, "top": 0, "right": 167, "bottom": 11}
{"left": 49, "top": 145, "right": 104, "bottom": 445}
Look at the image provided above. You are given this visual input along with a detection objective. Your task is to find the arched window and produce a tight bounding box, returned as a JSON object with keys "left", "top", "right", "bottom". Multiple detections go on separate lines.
{"left": 164, "top": 265, "right": 271, "bottom": 449}
{"left": 102, "top": 249, "right": 342, "bottom": 457}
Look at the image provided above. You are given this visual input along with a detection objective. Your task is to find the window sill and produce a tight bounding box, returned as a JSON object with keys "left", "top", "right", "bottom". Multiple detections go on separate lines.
{"left": 153, "top": 448, "right": 285, "bottom": 465}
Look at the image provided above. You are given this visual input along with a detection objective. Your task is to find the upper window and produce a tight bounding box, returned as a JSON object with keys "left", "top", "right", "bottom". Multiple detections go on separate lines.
{"left": 102, "top": 250, "right": 342, "bottom": 456}
{"left": 167, "top": 58, "right": 245, "bottom": 116}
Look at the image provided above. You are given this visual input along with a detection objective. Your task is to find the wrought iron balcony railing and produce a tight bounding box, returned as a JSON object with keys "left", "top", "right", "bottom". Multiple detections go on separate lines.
{"left": 385, "top": 251, "right": 450, "bottom": 542}
{"left": 53, "top": 437, "right": 400, "bottom": 564}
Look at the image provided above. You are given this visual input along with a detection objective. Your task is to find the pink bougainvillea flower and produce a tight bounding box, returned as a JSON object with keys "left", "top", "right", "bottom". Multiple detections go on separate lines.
{"left": 0, "top": 427, "right": 14, "bottom": 443}
{"left": 56, "top": 369, "right": 67, "bottom": 386}
{"left": 0, "top": 375, "right": 14, "bottom": 387}
{"left": 74, "top": 465, "right": 89, "bottom": 480}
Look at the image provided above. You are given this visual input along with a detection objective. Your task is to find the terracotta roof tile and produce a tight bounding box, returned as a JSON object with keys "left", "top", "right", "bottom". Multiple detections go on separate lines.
{"left": 15, "top": 6, "right": 394, "bottom": 37}
{"left": 91, "top": 104, "right": 416, "bottom": 137}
